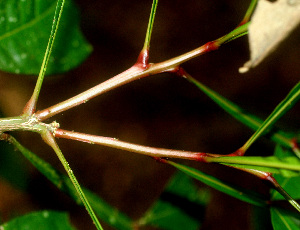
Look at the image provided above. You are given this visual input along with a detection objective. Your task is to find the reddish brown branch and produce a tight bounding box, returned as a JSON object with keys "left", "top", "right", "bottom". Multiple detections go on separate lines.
{"left": 54, "top": 128, "right": 210, "bottom": 161}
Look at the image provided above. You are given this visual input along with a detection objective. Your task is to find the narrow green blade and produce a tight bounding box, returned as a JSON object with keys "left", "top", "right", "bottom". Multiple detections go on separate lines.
{"left": 210, "top": 155, "right": 300, "bottom": 177}
{"left": 186, "top": 75, "right": 293, "bottom": 150}
{"left": 167, "top": 161, "right": 268, "bottom": 207}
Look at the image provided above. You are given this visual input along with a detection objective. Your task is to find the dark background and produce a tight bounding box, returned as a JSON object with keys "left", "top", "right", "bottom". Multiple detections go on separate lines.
{"left": 0, "top": 0, "right": 299, "bottom": 229}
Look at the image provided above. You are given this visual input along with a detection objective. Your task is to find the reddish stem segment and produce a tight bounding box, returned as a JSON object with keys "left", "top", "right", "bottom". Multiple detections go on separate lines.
{"left": 54, "top": 129, "right": 210, "bottom": 161}
{"left": 36, "top": 66, "right": 148, "bottom": 121}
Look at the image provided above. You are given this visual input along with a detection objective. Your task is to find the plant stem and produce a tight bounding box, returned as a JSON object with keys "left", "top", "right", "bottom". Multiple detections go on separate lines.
{"left": 36, "top": 24, "right": 248, "bottom": 121}
{"left": 41, "top": 130, "right": 103, "bottom": 230}
{"left": 239, "top": 0, "right": 258, "bottom": 25}
{"left": 143, "top": 0, "right": 158, "bottom": 51}
{"left": 54, "top": 129, "right": 211, "bottom": 161}
{"left": 23, "top": 0, "right": 65, "bottom": 116}
{"left": 267, "top": 175, "right": 300, "bottom": 213}
{"left": 207, "top": 156, "right": 300, "bottom": 171}
{"left": 36, "top": 65, "right": 147, "bottom": 121}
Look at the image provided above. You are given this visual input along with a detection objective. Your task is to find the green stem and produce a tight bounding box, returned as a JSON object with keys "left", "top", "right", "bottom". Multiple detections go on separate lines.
{"left": 241, "top": 82, "right": 300, "bottom": 153}
{"left": 143, "top": 0, "right": 158, "bottom": 51}
{"left": 240, "top": 0, "right": 258, "bottom": 25}
{"left": 269, "top": 176, "right": 300, "bottom": 213}
{"left": 41, "top": 131, "right": 103, "bottom": 230}
{"left": 215, "top": 22, "right": 249, "bottom": 45}
{"left": 23, "top": 0, "right": 66, "bottom": 116}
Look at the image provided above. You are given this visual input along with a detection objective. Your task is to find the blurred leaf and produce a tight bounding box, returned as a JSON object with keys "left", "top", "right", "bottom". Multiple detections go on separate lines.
{"left": 0, "top": 141, "right": 29, "bottom": 190}
{"left": 167, "top": 161, "right": 268, "bottom": 207}
{"left": 0, "top": 113, "right": 29, "bottom": 189}
{"left": 0, "top": 210, "right": 75, "bottom": 230}
{"left": 240, "top": 0, "right": 300, "bottom": 72}
{"left": 139, "top": 172, "right": 209, "bottom": 230}
{"left": 8, "top": 135, "right": 133, "bottom": 230}
{"left": 0, "top": 0, "right": 92, "bottom": 75}
{"left": 271, "top": 207, "right": 300, "bottom": 230}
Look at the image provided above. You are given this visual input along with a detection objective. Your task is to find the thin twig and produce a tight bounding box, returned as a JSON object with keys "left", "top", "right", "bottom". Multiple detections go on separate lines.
{"left": 54, "top": 128, "right": 212, "bottom": 161}
{"left": 36, "top": 23, "right": 249, "bottom": 121}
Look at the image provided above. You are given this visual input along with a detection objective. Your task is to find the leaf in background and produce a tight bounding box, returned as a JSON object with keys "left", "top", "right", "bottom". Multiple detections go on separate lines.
{"left": 240, "top": 0, "right": 300, "bottom": 72}
{"left": 0, "top": 141, "right": 29, "bottom": 190}
{"left": 167, "top": 161, "right": 268, "bottom": 207}
{"left": 0, "top": 113, "right": 29, "bottom": 190}
{"left": 0, "top": 210, "right": 76, "bottom": 230}
{"left": 0, "top": 0, "right": 92, "bottom": 75}
{"left": 271, "top": 207, "right": 300, "bottom": 230}
{"left": 138, "top": 172, "right": 209, "bottom": 230}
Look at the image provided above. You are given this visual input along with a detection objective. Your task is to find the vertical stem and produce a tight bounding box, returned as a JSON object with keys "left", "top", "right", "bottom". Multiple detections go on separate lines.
{"left": 41, "top": 131, "right": 103, "bottom": 230}
{"left": 143, "top": 0, "right": 158, "bottom": 51}
{"left": 23, "top": 0, "right": 66, "bottom": 116}
{"left": 136, "top": 0, "right": 158, "bottom": 68}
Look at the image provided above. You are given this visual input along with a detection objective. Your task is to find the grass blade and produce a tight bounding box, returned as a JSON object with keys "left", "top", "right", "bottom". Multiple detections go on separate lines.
{"left": 40, "top": 131, "right": 103, "bottom": 230}
{"left": 24, "top": 0, "right": 66, "bottom": 115}
{"left": 208, "top": 155, "right": 300, "bottom": 175}
{"left": 143, "top": 0, "right": 158, "bottom": 51}
{"left": 185, "top": 73, "right": 297, "bottom": 153}
{"left": 166, "top": 160, "right": 268, "bottom": 207}
{"left": 241, "top": 82, "right": 300, "bottom": 152}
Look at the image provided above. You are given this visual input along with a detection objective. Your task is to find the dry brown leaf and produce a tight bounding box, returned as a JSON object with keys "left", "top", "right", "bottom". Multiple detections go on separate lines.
{"left": 239, "top": 0, "right": 300, "bottom": 73}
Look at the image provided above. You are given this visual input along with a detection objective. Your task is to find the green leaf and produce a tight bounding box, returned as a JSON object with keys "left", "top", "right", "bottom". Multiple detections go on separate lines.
{"left": 0, "top": 0, "right": 92, "bottom": 75}
{"left": 167, "top": 161, "right": 268, "bottom": 207}
{"left": 209, "top": 155, "right": 300, "bottom": 177}
{"left": 138, "top": 172, "right": 209, "bottom": 230}
{"left": 0, "top": 210, "right": 75, "bottom": 230}
{"left": 8, "top": 135, "right": 133, "bottom": 230}
{"left": 269, "top": 145, "right": 300, "bottom": 200}
{"left": 271, "top": 207, "right": 300, "bottom": 230}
